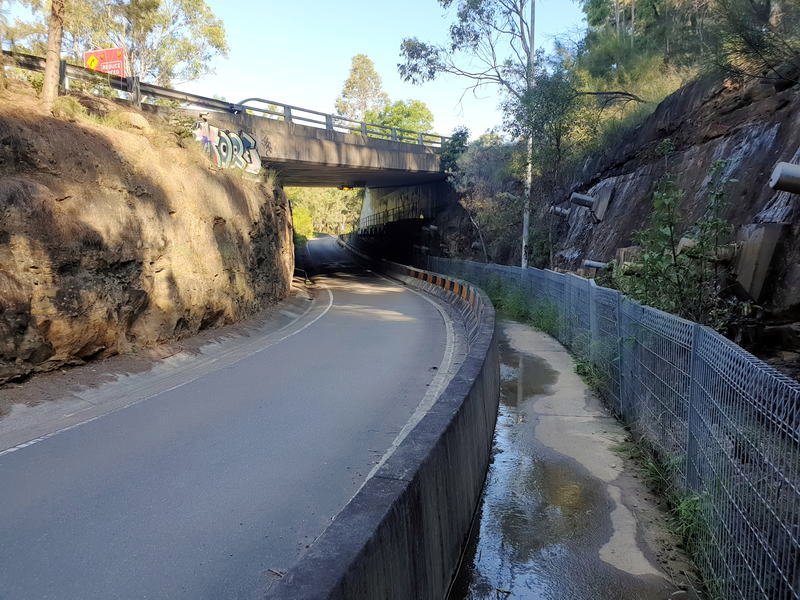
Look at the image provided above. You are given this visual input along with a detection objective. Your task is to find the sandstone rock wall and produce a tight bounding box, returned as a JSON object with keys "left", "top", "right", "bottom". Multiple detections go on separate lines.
{"left": 559, "top": 75, "right": 800, "bottom": 314}
{"left": 0, "top": 92, "right": 293, "bottom": 384}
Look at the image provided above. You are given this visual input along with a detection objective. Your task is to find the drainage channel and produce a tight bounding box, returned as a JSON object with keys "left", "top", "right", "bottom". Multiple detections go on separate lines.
{"left": 450, "top": 321, "right": 700, "bottom": 600}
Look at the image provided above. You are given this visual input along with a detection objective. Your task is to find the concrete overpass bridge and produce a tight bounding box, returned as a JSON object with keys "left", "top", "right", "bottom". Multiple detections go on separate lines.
{"left": 189, "top": 100, "right": 448, "bottom": 189}
{"left": 185, "top": 97, "right": 452, "bottom": 234}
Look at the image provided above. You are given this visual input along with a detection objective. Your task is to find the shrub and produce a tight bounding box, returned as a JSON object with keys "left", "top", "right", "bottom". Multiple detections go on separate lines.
{"left": 52, "top": 95, "right": 87, "bottom": 121}
{"left": 292, "top": 205, "right": 314, "bottom": 246}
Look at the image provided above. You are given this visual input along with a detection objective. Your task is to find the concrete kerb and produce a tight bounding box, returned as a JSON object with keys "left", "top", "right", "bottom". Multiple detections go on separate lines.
{"left": 267, "top": 244, "right": 499, "bottom": 599}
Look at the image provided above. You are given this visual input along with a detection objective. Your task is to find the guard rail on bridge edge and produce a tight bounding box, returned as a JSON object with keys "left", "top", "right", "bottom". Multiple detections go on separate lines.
{"left": 3, "top": 50, "right": 450, "bottom": 149}
{"left": 266, "top": 246, "right": 499, "bottom": 600}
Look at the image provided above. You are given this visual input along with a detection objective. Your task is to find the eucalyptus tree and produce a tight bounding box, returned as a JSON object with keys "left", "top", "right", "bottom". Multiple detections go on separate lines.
{"left": 335, "top": 54, "right": 389, "bottom": 121}
{"left": 15, "top": 0, "right": 228, "bottom": 86}
{"left": 364, "top": 98, "right": 435, "bottom": 133}
{"left": 399, "top": 0, "right": 538, "bottom": 268}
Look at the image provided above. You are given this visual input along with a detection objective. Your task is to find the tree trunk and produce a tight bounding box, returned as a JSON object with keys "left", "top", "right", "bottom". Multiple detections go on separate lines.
{"left": 522, "top": 134, "right": 532, "bottom": 268}
{"left": 41, "top": 0, "right": 65, "bottom": 111}
{"left": 521, "top": 0, "right": 535, "bottom": 269}
{"left": 0, "top": 0, "right": 6, "bottom": 89}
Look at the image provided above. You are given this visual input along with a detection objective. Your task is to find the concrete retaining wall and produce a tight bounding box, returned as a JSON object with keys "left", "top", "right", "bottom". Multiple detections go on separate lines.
{"left": 266, "top": 261, "right": 499, "bottom": 599}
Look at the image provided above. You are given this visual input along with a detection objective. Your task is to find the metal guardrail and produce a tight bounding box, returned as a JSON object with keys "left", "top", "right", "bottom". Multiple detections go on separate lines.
{"left": 428, "top": 257, "right": 800, "bottom": 600}
{"left": 3, "top": 50, "right": 450, "bottom": 149}
{"left": 358, "top": 200, "right": 424, "bottom": 232}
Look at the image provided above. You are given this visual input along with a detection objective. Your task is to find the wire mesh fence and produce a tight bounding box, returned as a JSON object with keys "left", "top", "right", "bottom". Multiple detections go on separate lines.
{"left": 427, "top": 256, "right": 800, "bottom": 600}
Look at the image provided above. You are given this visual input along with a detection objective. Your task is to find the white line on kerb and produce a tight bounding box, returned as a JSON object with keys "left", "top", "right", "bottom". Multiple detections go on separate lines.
{"left": 0, "top": 287, "right": 334, "bottom": 459}
{"left": 360, "top": 272, "right": 459, "bottom": 484}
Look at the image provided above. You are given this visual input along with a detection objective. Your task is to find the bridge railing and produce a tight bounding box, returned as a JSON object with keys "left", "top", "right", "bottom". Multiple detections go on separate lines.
{"left": 3, "top": 50, "right": 450, "bottom": 149}
{"left": 239, "top": 98, "right": 447, "bottom": 147}
{"left": 358, "top": 200, "right": 424, "bottom": 231}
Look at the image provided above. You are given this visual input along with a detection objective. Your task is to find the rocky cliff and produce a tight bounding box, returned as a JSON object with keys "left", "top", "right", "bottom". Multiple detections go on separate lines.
{"left": 559, "top": 74, "right": 800, "bottom": 316}
{"left": 0, "top": 84, "right": 294, "bottom": 384}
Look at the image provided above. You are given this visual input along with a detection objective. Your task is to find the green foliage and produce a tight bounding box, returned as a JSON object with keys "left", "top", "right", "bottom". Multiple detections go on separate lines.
{"left": 613, "top": 158, "right": 739, "bottom": 330}
{"left": 451, "top": 133, "right": 525, "bottom": 263}
{"left": 286, "top": 187, "right": 363, "bottom": 235}
{"left": 614, "top": 437, "right": 681, "bottom": 497}
{"left": 165, "top": 108, "right": 196, "bottom": 144}
{"left": 673, "top": 493, "right": 705, "bottom": 546}
{"left": 399, "top": 0, "right": 534, "bottom": 101}
{"left": 574, "top": 0, "right": 800, "bottom": 90}
{"left": 364, "top": 98, "right": 434, "bottom": 132}
{"left": 292, "top": 205, "right": 314, "bottom": 247}
{"left": 24, "top": 69, "right": 44, "bottom": 94}
{"left": 480, "top": 276, "right": 561, "bottom": 338}
{"left": 15, "top": 0, "right": 228, "bottom": 85}
{"left": 335, "top": 54, "right": 389, "bottom": 121}
{"left": 614, "top": 434, "right": 710, "bottom": 592}
{"left": 712, "top": 0, "right": 800, "bottom": 82}
{"left": 576, "top": 0, "right": 714, "bottom": 73}
{"left": 439, "top": 125, "right": 469, "bottom": 175}
{"left": 526, "top": 223, "right": 552, "bottom": 269}
{"left": 575, "top": 357, "right": 607, "bottom": 392}
{"left": 508, "top": 52, "right": 594, "bottom": 186}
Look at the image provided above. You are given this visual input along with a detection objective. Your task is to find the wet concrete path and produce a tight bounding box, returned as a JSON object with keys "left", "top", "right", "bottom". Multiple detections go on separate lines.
{"left": 452, "top": 321, "right": 699, "bottom": 600}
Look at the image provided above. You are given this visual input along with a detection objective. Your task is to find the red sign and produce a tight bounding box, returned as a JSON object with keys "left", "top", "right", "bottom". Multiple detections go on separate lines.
{"left": 83, "top": 47, "right": 127, "bottom": 77}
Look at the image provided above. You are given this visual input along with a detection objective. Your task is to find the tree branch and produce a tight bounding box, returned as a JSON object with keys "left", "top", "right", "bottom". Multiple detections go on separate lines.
{"left": 575, "top": 89, "right": 646, "bottom": 103}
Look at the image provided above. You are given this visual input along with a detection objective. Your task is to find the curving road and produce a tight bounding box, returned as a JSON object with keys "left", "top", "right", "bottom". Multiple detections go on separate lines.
{"left": 0, "top": 237, "right": 450, "bottom": 599}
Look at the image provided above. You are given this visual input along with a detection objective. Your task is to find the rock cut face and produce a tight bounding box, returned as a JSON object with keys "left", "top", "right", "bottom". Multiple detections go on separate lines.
{"left": 0, "top": 88, "right": 293, "bottom": 385}
{"left": 557, "top": 75, "right": 800, "bottom": 313}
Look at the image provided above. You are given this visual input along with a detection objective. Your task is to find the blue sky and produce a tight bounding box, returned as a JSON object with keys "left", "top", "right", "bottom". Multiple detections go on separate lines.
{"left": 6, "top": 1, "right": 586, "bottom": 135}
{"left": 182, "top": 1, "right": 586, "bottom": 136}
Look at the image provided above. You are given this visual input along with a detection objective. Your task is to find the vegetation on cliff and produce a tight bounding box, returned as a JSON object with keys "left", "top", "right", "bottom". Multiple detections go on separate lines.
{"left": 411, "top": 0, "right": 800, "bottom": 260}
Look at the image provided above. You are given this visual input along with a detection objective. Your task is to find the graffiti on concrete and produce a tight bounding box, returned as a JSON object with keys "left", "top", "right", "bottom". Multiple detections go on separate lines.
{"left": 194, "top": 121, "right": 262, "bottom": 175}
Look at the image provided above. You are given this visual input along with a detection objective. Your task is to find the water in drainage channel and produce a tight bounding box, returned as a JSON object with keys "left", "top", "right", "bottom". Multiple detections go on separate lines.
{"left": 450, "top": 323, "right": 699, "bottom": 600}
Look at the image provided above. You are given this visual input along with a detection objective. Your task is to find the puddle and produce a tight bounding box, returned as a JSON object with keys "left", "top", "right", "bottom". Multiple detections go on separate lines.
{"left": 450, "top": 337, "right": 680, "bottom": 599}
{"left": 499, "top": 346, "right": 558, "bottom": 407}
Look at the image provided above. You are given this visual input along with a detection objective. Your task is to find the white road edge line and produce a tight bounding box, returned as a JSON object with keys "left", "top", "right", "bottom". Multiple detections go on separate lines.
{"left": 360, "top": 272, "right": 458, "bottom": 485}
{"left": 0, "top": 287, "right": 335, "bottom": 459}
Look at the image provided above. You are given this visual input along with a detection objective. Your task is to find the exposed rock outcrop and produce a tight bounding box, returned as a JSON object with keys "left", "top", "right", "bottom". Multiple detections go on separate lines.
{"left": 0, "top": 86, "right": 293, "bottom": 384}
{"left": 559, "top": 75, "right": 800, "bottom": 315}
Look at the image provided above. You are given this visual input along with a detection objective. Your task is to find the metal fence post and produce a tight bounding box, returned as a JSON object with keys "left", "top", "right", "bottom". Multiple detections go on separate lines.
{"left": 685, "top": 322, "right": 703, "bottom": 492}
{"left": 126, "top": 76, "right": 141, "bottom": 109}
{"left": 561, "top": 277, "right": 570, "bottom": 347}
{"left": 361, "top": 122, "right": 368, "bottom": 136}
{"left": 586, "top": 279, "right": 600, "bottom": 366}
{"left": 616, "top": 291, "right": 625, "bottom": 416}
{"left": 325, "top": 114, "right": 334, "bottom": 131}
{"left": 283, "top": 105, "right": 292, "bottom": 123}
{"left": 58, "top": 59, "right": 68, "bottom": 93}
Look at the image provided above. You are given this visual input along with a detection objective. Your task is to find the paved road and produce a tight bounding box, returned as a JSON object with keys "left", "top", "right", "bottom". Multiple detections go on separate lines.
{"left": 0, "top": 237, "right": 448, "bottom": 599}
